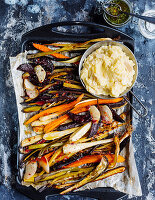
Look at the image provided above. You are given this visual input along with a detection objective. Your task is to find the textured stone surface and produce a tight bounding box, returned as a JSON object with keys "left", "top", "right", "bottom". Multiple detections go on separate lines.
{"left": 0, "top": 0, "right": 154, "bottom": 199}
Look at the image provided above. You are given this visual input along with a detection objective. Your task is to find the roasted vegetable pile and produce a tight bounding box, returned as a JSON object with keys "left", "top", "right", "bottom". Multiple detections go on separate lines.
{"left": 18, "top": 38, "right": 132, "bottom": 194}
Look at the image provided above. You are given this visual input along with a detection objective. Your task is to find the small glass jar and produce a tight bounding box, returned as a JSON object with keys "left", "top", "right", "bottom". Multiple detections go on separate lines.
{"left": 103, "top": 0, "right": 133, "bottom": 27}
{"left": 138, "top": 10, "right": 155, "bottom": 39}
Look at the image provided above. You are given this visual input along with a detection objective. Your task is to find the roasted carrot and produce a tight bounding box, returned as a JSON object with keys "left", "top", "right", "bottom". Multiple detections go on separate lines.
{"left": 106, "top": 153, "right": 124, "bottom": 163}
{"left": 44, "top": 105, "right": 89, "bottom": 133}
{"left": 71, "top": 106, "right": 89, "bottom": 114}
{"left": 75, "top": 98, "right": 123, "bottom": 109}
{"left": 32, "top": 43, "right": 69, "bottom": 59}
{"left": 24, "top": 93, "right": 84, "bottom": 125}
{"left": 64, "top": 155, "right": 103, "bottom": 168}
{"left": 64, "top": 154, "right": 125, "bottom": 168}
{"left": 44, "top": 114, "right": 69, "bottom": 133}
{"left": 44, "top": 151, "right": 55, "bottom": 160}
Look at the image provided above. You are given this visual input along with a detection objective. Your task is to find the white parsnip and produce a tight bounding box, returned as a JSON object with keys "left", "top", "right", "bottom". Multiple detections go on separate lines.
{"left": 21, "top": 135, "right": 43, "bottom": 147}
{"left": 34, "top": 65, "right": 46, "bottom": 83}
{"left": 26, "top": 89, "right": 39, "bottom": 99}
{"left": 24, "top": 78, "right": 36, "bottom": 90}
{"left": 33, "top": 126, "right": 44, "bottom": 134}
{"left": 99, "top": 105, "right": 113, "bottom": 124}
{"left": 43, "top": 127, "right": 79, "bottom": 141}
{"left": 39, "top": 112, "right": 63, "bottom": 121}
{"left": 89, "top": 106, "right": 100, "bottom": 122}
{"left": 31, "top": 119, "right": 54, "bottom": 126}
{"left": 69, "top": 122, "right": 92, "bottom": 142}
{"left": 24, "top": 161, "right": 37, "bottom": 180}
{"left": 63, "top": 138, "right": 113, "bottom": 154}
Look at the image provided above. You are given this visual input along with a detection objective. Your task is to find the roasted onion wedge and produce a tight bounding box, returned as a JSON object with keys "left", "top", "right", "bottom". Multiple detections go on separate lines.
{"left": 88, "top": 106, "right": 100, "bottom": 138}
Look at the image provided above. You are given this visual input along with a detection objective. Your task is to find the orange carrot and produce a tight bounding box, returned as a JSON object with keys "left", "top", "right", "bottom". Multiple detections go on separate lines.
{"left": 44, "top": 114, "right": 69, "bottom": 133}
{"left": 44, "top": 103, "right": 89, "bottom": 133}
{"left": 64, "top": 154, "right": 125, "bottom": 168}
{"left": 64, "top": 155, "right": 103, "bottom": 168}
{"left": 24, "top": 93, "right": 84, "bottom": 125}
{"left": 32, "top": 43, "right": 69, "bottom": 59}
{"left": 75, "top": 98, "right": 123, "bottom": 109}
{"left": 105, "top": 154, "right": 125, "bottom": 163}
{"left": 71, "top": 107, "right": 89, "bottom": 114}
{"left": 44, "top": 151, "right": 55, "bottom": 160}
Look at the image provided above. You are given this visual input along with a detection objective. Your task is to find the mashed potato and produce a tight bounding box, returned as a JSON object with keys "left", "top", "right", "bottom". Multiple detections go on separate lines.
{"left": 80, "top": 45, "right": 135, "bottom": 97}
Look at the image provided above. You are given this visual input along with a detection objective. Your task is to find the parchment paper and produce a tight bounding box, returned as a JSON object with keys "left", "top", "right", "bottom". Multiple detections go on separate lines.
{"left": 10, "top": 53, "right": 142, "bottom": 197}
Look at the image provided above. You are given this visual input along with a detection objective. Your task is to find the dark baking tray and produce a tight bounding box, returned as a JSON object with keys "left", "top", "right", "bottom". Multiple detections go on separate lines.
{"left": 16, "top": 21, "right": 134, "bottom": 200}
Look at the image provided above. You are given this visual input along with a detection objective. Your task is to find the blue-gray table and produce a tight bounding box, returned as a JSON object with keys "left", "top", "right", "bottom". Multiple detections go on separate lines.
{"left": 0, "top": 0, "right": 154, "bottom": 199}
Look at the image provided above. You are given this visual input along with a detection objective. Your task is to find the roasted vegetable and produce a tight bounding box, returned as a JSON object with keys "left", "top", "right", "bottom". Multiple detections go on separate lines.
{"left": 22, "top": 106, "right": 42, "bottom": 113}
{"left": 38, "top": 156, "right": 50, "bottom": 173}
{"left": 76, "top": 98, "right": 123, "bottom": 109}
{"left": 44, "top": 55, "right": 82, "bottom": 63}
{"left": 54, "top": 166, "right": 126, "bottom": 189}
{"left": 53, "top": 68, "right": 74, "bottom": 73}
{"left": 17, "top": 63, "right": 34, "bottom": 73}
{"left": 69, "top": 122, "right": 92, "bottom": 142}
{"left": 110, "top": 107, "right": 125, "bottom": 123}
{"left": 24, "top": 78, "right": 36, "bottom": 90}
{"left": 88, "top": 106, "right": 100, "bottom": 138}
{"left": 63, "top": 138, "right": 113, "bottom": 154}
{"left": 48, "top": 146, "right": 63, "bottom": 166}
{"left": 68, "top": 111, "right": 91, "bottom": 124}
{"left": 48, "top": 167, "right": 94, "bottom": 187}
{"left": 44, "top": 114, "right": 69, "bottom": 133}
{"left": 26, "top": 89, "right": 39, "bottom": 99}
{"left": 52, "top": 151, "right": 87, "bottom": 170}
{"left": 54, "top": 77, "right": 80, "bottom": 84}
{"left": 24, "top": 161, "right": 37, "bottom": 180}
{"left": 120, "top": 125, "right": 133, "bottom": 143}
{"left": 31, "top": 119, "right": 54, "bottom": 127}
{"left": 29, "top": 57, "right": 54, "bottom": 72}
{"left": 24, "top": 93, "right": 84, "bottom": 125}
{"left": 21, "top": 135, "right": 43, "bottom": 147}
{"left": 57, "top": 122, "right": 82, "bottom": 131}
{"left": 95, "top": 166, "right": 125, "bottom": 181}
{"left": 24, "top": 78, "right": 39, "bottom": 99}
{"left": 61, "top": 156, "right": 108, "bottom": 194}
{"left": 19, "top": 38, "right": 132, "bottom": 192}
{"left": 106, "top": 98, "right": 127, "bottom": 109}
{"left": 22, "top": 72, "right": 30, "bottom": 79}
{"left": 109, "top": 135, "right": 120, "bottom": 169}
{"left": 39, "top": 112, "right": 63, "bottom": 121}
{"left": 49, "top": 72, "right": 68, "bottom": 81}
{"left": 63, "top": 82, "right": 84, "bottom": 90}
{"left": 99, "top": 105, "right": 113, "bottom": 124}
{"left": 32, "top": 43, "right": 70, "bottom": 59}
{"left": 27, "top": 38, "right": 112, "bottom": 58}
{"left": 33, "top": 126, "right": 44, "bottom": 134}
{"left": 64, "top": 154, "right": 125, "bottom": 168}
{"left": 43, "top": 127, "right": 79, "bottom": 141}
{"left": 27, "top": 143, "right": 49, "bottom": 150}
{"left": 34, "top": 65, "right": 46, "bottom": 83}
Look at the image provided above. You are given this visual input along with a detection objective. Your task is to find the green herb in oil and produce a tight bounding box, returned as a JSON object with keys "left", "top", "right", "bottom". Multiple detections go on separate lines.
{"left": 107, "top": 4, "right": 121, "bottom": 16}
{"left": 106, "top": 0, "right": 130, "bottom": 24}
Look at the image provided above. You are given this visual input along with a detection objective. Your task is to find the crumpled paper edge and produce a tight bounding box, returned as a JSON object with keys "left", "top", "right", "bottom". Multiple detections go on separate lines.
{"left": 10, "top": 53, "right": 142, "bottom": 197}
